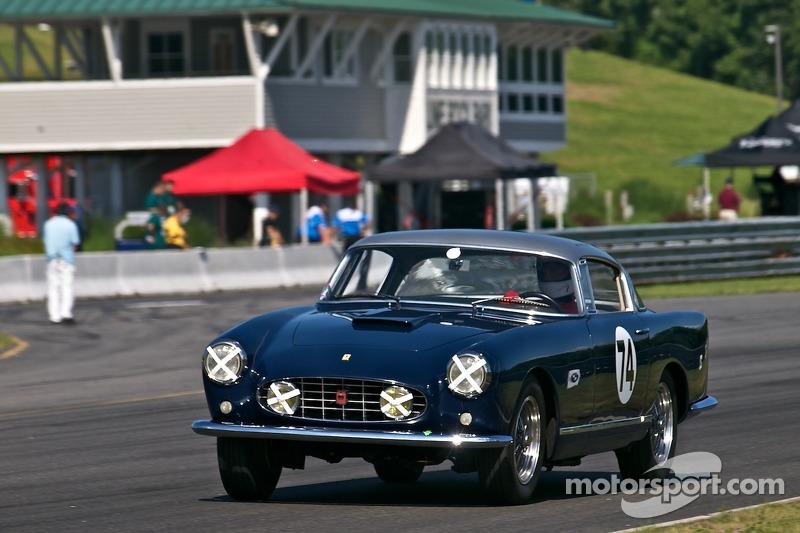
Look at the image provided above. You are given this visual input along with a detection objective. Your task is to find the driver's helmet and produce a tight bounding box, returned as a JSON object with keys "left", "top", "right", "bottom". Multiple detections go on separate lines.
{"left": 537, "top": 258, "right": 575, "bottom": 301}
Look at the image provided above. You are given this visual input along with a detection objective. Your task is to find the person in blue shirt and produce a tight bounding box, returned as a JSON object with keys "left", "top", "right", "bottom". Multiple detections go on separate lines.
{"left": 43, "top": 202, "right": 81, "bottom": 324}
{"left": 303, "top": 203, "right": 330, "bottom": 243}
{"left": 333, "top": 201, "right": 369, "bottom": 251}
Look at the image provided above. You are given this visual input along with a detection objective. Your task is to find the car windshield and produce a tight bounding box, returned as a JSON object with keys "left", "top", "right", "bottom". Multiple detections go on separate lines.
{"left": 320, "top": 245, "right": 580, "bottom": 315}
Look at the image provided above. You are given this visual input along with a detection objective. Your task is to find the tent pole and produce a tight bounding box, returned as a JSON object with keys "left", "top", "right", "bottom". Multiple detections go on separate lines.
{"left": 299, "top": 188, "right": 309, "bottom": 244}
{"left": 526, "top": 178, "right": 536, "bottom": 232}
{"left": 253, "top": 192, "right": 269, "bottom": 247}
{"left": 703, "top": 167, "right": 711, "bottom": 220}
{"left": 495, "top": 178, "right": 504, "bottom": 230}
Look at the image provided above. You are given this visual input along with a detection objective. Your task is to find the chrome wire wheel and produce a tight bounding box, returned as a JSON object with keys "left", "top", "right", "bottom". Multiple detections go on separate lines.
{"left": 513, "top": 396, "right": 542, "bottom": 484}
{"left": 650, "top": 381, "right": 675, "bottom": 465}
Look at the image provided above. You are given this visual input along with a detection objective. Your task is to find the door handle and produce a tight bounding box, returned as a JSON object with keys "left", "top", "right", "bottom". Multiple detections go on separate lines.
{"left": 635, "top": 328, "right": 650, "bottom": 335}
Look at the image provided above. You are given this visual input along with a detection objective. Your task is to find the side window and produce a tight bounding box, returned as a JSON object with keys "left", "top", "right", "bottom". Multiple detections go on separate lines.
{"left": 586, "top": 260, "right": 624, "bottom": 312}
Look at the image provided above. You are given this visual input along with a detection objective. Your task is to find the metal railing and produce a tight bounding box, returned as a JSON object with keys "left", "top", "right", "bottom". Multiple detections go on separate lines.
{"left": 544, "top": 217, "right": 800, "bottom": 285}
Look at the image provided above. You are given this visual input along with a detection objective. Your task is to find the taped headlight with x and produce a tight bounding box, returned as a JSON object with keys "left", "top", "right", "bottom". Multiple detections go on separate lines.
{"left": 380, "top": 385, "right": 414, "bottom": 419}
{"left": 447, "top": 353, "right": 489, "bottom": 398}
{"left": 203, "top": 342, "right": 246, "bottom": 384}
{"left": 266, "top": 381, "right": 301, "bottom": 415}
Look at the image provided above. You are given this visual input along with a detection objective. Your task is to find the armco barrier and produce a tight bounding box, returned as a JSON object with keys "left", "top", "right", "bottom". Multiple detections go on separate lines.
{"left": 5, "top": 217, "right": 800, "bottom": 304}
{"left": 0, "top": 245, "right": 342, "bottom": 305}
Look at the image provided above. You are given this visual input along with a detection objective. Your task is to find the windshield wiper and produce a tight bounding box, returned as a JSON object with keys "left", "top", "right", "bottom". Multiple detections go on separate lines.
{"left": 332, "top": 292, "right": 401, "bottom": 304}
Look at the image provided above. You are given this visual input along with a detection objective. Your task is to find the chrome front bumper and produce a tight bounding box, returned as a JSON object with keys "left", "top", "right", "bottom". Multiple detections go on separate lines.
{"left": 191, "top": 420, "right": 512, "bottom": 448}
{"left": 687, "top": 395, "right": 718, "bottom": 419}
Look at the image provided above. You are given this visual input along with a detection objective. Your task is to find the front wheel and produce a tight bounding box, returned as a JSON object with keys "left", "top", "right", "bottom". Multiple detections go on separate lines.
{"left": 477, "top": 378, "right": 546, "bottom": 505}
{"left": 615, "top": 372, "right": 678, "bottom": 479}
{"left": 217, "top": 438, "right": 283, "bottom": 501}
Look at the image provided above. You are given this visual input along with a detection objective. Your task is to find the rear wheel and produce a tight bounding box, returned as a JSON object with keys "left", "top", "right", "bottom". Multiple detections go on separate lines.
{"left": 217, "top": 438, "right": 283, "bottom": 501}
{"left": 477, "top": 378, "right": 546, "bottom": 505}
{"left": 373, "top": 460, "right": 425, "bottom": 483}
{"left": 615, "top": 372, "right": 678, "bottom": 479}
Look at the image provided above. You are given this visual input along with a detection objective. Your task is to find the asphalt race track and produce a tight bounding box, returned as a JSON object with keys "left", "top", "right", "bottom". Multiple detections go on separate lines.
{"left": 1, "top": 288, "right": 797, "bottom": 532}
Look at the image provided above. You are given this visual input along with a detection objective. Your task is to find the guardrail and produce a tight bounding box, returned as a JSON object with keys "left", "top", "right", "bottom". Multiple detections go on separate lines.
{"left": 0, "top": 245, "right": 342, "bottom": 304}
{"left": 2, "top": 217, "right": 799, "bottom": 304}
{"left": 545, "top": 216, "right": 800, "bottom": 284}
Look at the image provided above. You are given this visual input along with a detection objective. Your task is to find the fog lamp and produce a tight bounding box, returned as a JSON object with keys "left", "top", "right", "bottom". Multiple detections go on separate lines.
{"left": 380, "top": 385, "right": 414, "bottom": 420}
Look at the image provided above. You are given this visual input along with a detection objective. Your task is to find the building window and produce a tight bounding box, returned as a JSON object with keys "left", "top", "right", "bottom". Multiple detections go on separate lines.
{"left": 552, "top": 49, "right": 563, "bottom": 83}
{"left": 505, "top": 45, "right": 518, "bottom": 82}
{"left": 210, "top": 28, "right": 235, "bottom": 74}
{"left": 538, "top": 94, "right": 549, "bottom": 113}
{"left": 393, "top": 32, "right": 412, "bottom": 83}
{"left": 536, "top": 48, "right": 548, "bottom": 83}
{"left": 552, "top": 95, "right": 564, "bottom": 114}
{"left": 147, "top": 32, "right": 185, "bottom": 77}
{"left": 324, "top": 28, "right": 356, "bottom": 80}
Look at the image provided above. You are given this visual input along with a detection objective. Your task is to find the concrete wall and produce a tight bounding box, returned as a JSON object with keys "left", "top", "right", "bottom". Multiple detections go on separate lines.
{"left": 0, "top": 245, "right": 342, "bottom": 304}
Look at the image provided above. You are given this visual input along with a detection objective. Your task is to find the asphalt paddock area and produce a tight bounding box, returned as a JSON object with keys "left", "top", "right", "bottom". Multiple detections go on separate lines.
{"left": 0, "top": 289, "right": 797, "bottom": 532}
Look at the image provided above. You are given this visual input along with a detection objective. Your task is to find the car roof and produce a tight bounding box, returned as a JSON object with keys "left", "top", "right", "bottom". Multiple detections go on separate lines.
{"left": 354, "top": 229, "right": 616, "bottom": 265}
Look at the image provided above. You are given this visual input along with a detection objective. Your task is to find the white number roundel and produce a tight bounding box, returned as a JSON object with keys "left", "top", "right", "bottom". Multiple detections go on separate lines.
{"left": 615, "top": 326, "right": 637, "bottom": 404}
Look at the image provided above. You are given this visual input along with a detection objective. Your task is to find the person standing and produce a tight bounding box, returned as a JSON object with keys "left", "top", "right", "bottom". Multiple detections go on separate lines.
{"left": 144, "top": 206, "right": 167, "bottom": 249}
{"left": 718, "top": 177, "right": 741, "bottom": 221}
{"left": 304, "top": 203, "right": 330, "bottom": 243}
{"left": 260, "top": 206, "right": 284, "bottom": 248}
{"left": 334, "top": 201, "right": 369, "bottom": 251}
{"left": 164, "top": 207, "right": 191, "bottom": 249}
{"left": 43, "top": 203, "right": 81, "bottom": 325}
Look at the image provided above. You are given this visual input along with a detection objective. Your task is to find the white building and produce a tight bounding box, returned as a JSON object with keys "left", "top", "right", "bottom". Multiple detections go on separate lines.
{"left": 0, "top": 1, "right": 611, "bottom": 238}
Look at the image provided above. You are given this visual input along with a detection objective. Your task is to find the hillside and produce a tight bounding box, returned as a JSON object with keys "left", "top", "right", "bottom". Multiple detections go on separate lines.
{"left": 546, "top": 50, "right": 777, "bottom": 222}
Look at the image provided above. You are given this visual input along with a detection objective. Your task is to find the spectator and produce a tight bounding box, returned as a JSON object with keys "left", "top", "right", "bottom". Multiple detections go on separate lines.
{"left": 260, "top": 206, "right": 284, "bottom": 248}
{"left": 162, "top": 179, "right": 183, "bottom": 214}
{"left": 303, "top": 203, "right": 330, "bottom": 243}
{"left": 144, "top": 206, "right": 167, "bottom": 249}
{"left": 164, "top": 207, "right": 191, "bottom": 249}
{"left": 718, "top": 177, "right": 741, "bottom": 221}
{"left": 43, "top": 202, "right": 81, "bottom": 324}
{"left": 144, "top": 181, "right": 167, "bottom": 213}
{"left": 334, "top": 201, "right": 369, "bottom": 251}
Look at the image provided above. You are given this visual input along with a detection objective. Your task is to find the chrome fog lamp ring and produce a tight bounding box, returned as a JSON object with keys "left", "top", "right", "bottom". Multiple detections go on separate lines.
{"left": 447, "top": 352, "right": 490, "bottom": 398}
{"left": 203, "top": 341, "right": 246, "bottom": 384}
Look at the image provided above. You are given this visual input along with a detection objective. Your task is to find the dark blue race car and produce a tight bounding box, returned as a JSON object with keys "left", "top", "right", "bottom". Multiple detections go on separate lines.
{"left": 192, "top": 229, "right": 716, "bottom": 504}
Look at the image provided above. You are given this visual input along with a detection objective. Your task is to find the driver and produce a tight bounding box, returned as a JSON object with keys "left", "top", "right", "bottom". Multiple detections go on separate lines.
{"left": 537, "top": 258, "right": 578, "bottom": 313}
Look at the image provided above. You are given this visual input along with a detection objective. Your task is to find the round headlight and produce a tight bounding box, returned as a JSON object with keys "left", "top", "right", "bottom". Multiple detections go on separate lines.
{"left": 447, "top": 352, "right": 490, "bottom": 398}
{"left": 380, "top": 385, "right": 414, "bottom": 420}
{"left": 266, "top": 381, "right": 300, "bottom": 415}
{"left": 203, "top": 341, "right": 246, "bottom": 384}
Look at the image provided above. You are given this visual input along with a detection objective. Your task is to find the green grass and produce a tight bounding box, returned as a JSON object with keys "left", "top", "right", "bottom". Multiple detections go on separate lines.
{"left": 546, "top": 50, "right": 778, "bottom": 223}
{"left": 637, "top": 275, "right": 800, "bottom": 299}
{"left": 637, "top": 499, "right": 800, "bottom": 533}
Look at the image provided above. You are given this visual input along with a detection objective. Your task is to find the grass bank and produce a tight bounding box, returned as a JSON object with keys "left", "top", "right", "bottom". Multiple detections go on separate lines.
{"left": 640, "top": 498, "right": 800, "bottom": 533}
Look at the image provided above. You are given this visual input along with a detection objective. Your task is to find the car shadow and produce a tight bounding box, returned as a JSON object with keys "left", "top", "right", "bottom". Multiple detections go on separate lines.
{"left": 201, "top": 469, "right": 618, "bottom": 507}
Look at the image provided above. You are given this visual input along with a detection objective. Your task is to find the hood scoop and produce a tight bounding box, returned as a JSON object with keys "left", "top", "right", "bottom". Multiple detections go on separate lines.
{"left": 344, "top": 309, "right": 441, "bottom": 331}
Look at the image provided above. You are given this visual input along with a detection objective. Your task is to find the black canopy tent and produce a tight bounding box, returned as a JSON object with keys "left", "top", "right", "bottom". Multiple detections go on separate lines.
{"left": 368, "top": 122, "right": 557, "bottom": 230}
{"left": 677, "top": 100, "right": 800, "bottom": 216}
{"left": 704, "top": 99, "right": 800, "bottom": 167}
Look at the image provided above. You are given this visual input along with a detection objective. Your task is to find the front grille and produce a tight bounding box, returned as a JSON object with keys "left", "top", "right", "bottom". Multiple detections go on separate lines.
{"left": 257, "top": 377, "right": 427, "bottom": 422}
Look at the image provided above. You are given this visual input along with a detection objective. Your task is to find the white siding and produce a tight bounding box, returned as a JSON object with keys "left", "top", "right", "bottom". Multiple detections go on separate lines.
{"left": 0, "top": 78, "right": 259, "bottom": 152}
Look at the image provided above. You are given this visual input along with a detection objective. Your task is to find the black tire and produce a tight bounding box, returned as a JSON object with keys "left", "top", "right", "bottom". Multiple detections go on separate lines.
{"left": 477, "top": 378, "right": 546, "bottom": 505}
{"left": 615, "top": 372, "right": 679, "bottom": 479}
{"left": 217, "top": 438, "right": 283, "bottom": 501}
{"left": 373, "top": 460, "right": 425, "bottom": 483}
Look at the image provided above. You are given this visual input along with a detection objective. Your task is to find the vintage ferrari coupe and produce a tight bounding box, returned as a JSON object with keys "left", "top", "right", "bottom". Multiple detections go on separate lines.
{"left": 192, "top": 229, "right": 716, "bottom": 504}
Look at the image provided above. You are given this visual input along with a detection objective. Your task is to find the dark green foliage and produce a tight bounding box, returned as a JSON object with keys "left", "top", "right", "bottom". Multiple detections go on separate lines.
{"left": 545, "top": 0, "right": 800, "bottom": 101}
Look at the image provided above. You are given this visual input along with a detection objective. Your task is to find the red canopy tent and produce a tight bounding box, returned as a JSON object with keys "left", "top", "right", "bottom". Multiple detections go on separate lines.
{"left": 163, "top": 128, "right": 360, "bottom": 195}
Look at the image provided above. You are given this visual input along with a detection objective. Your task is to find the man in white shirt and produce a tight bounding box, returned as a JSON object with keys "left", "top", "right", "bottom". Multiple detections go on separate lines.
{"left": 43, "top": 203, "right": 81, "bottom": 324}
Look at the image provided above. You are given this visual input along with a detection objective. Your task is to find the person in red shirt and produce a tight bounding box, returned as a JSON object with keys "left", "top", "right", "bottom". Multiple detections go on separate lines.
{"left": 718, "top": 177, "right": 741, "bottom": 221}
